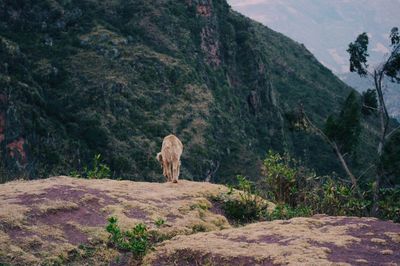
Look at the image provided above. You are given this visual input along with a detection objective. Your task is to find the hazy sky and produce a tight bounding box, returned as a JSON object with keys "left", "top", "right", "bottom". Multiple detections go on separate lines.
{"left": 227, "top": 0, "right": 400, "bottom": 74}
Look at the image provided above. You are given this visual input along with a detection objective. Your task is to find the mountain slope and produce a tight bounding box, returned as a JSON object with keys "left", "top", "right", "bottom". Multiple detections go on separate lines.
{"left": 0, "top": 0, "right": 376, "bottom": 182}
{"left": 0, "top": 177, "right": 399, "bottom": 265}
{"left": 341, "top": 72, "right": 400, "bottom": 121}
{"left": 228, "top": 0, "right": 400, "bottom": 74}
{"left": 228, "top": 0, "right": 400, "bottom": 121}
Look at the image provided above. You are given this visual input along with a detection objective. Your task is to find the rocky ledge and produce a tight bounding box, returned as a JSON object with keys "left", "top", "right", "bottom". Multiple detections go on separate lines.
{"left": 0, "top": 176, "right": 399, "bottom": 265}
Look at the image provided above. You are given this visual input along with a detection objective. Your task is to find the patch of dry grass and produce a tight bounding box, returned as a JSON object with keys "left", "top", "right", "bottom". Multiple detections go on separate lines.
{"left": 1, "top": 177, "right": 398, "bottom": 265}
{"left": 371, "top": 238, "right": 387, "bottom": 244}
{"left": 0, "top": 176, "right": 234, "bottom": 265}
{"left": 385, "top": 232, "right": 400, "bottom": 243}
{"left": 143, "top": 216, "right": 387, "bottom": 266}
{"left": 36, "top": 200, "right": 79, "bottom": 214}
{"left": 0, "top": 231, "right": 40, "bottom": 265}
{"left": 0, "top": 203, "right": 29, "bottom": 228}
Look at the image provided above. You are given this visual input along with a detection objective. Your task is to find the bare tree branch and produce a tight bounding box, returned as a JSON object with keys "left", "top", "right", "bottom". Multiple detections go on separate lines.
{"left": 357, "top": 164, "right": 375, "bottom": 181}
{"left": 205, "top": 160, "right": 220, "bottom": 182}
{"left": 299, "top": 106, "right": 362, "bottom": 197}
{"left": 386, "top": 125, "right": 400, "bottom": 140}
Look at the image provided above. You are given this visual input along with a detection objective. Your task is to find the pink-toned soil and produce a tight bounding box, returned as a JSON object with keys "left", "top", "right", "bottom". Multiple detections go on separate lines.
{"left": 1, "top": 177, "right": 399, "bottom": 266}
{"left": 314, "top": 217, "right": 400, "bottom": 265}
{"left": 151, "top": 248, "right": 275, "bottom": 266}
{"left": 11, "top": 185, "right": 120, "bottom": 244}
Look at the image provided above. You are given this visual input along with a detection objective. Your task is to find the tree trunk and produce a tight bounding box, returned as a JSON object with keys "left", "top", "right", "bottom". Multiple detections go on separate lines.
{"left": 371, "top": 71, "right": 389, "bottom": 216}
{"left": 301, "top": 108, "right": 361, "bottom": 197}
{"left": 332, "top": 142, "right": 362, "bottom": 198}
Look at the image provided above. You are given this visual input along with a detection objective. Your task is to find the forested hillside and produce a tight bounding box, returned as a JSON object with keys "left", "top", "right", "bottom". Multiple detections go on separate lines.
{"left": 0, "top": 0, "right": 379, "bottom": 182}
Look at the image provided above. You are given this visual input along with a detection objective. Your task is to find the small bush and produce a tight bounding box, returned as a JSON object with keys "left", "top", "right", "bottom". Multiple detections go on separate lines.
{"left": 269, "top": 204, "right": 312, "bottom": 220}
{"left": 260, "top": 150, "right": 370, "bottom": 218}
{"left": 71, "top": 154, "right": 111, "bottom": 179}
{"left": 154, "top": 218, "right": 165, "bottom": 228}
{"left": 261, "top": 150, "right": 319, "bottom": 206}
{"left": 106, "top": 216, "right": 151, "bottom": 257}
{"left": 191, "top": 224, "right": 208, "bottom": 233}
{"left": 378, "top": 187, "right": 400, "bottom": 223}
{"left": 317, "top": 178, "right": 369, "bottom": 216}
{"left": 86, "top": 154, "right": 111, "bottom": 179}
{"left": 220, "top": 175, "right": 269, "bottom": 224}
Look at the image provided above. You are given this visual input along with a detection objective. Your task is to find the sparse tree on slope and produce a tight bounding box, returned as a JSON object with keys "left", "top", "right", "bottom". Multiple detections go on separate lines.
{"left": 300, "top": 92, "right": 362, "bottom": 196}
{"left": 347, "top": 27, "right": 400, "bottom": 215}
{"left": 361, "top": 89, "right": 378, "bottom": 116}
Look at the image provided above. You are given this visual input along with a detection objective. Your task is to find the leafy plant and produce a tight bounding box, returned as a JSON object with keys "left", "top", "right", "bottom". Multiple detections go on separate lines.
{"left": 269, "top": 204, "right": 312, "bottom": 220}
{"left": 154, "top": 218, "right": 165, "bottom": 228}
{"left": 347, "top": 27, "right": 400, "bottom": 215}
{"left": 220, "top": 175, "right": 269, "bottom": 224}
{"left": 318, "top": 178, "right": 369, "bottom": 217}
{"left": 260, "top": 150, "right": 370, "bottom": 218}
{"left": 71, "top": 154, "right": 111, "bottom": 179}
{"left": 69, "top": 170, "right": 81, "bottom": 178}
{"left": 85, "top": 154, "right": 111, "bottom": 179}
{"left": 261, "top": 151, "right": 298, "bottom": 205}
{"left": 378, "top": 187, "right": 400, "bottom": 223}
{"left": 361, "top": 89, "right": 378, "bottom": 115}
{"left": 106, "top": 216, "right": 151, "bottom": 257}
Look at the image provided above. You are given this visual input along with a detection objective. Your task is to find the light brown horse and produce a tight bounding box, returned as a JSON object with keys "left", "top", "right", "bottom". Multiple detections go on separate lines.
{"left": 156, "top": 135, "right": 183, "bottom": 183}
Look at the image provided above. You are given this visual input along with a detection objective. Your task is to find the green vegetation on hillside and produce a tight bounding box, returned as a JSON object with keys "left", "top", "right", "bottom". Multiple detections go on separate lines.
{"left": 347, "top": 27, "right": 400, "bottom": 215}
{"left": 219, "top": 152, "right": 398, "bottom": 223}
{"left": 106, "top": 217, "right": 152, "bottom": 258}
{"left": 0, "top": 0, "right": 382, "bottom": 183}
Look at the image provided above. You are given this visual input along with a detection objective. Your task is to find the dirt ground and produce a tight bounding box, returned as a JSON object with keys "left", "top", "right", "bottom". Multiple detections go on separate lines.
{"left": 0, "top": 176, "right": 399, "bottom": 265}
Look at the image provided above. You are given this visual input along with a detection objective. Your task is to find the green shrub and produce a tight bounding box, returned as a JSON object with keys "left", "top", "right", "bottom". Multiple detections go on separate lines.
{"left": 71, "top": 154, "right": 111, "bottom": 179}
{"left": 378, "top": 187, "right": 400, "bottom": 223}
{"left": 220, "top": 175, "right": 269, "bottom": 224}
{"left": 106, "top": 217, "right": 151, "bottom": 257}
{"left": 260, "top": 150, "right": 370, "bottom": 218}
{"left": 69, "top": 170, "right": 81, "bottom": 178}
{"left": 154, "top": 218, "right": 165, "bottom": 228}
{"left": 261, "top": 151, "right": 299, "bottom": 205}
{"left": 269, "top": 204, "right": 312, "bottom": 220}
{"left": 317, "top": 178, "right": 369, "bottom": 216}
{"left": 86, "top": 154, "right": 111, "bottom": 179}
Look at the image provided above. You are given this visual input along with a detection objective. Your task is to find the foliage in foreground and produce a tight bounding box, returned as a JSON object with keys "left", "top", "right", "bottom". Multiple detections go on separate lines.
{"left": 154, "top": 218, "right": 165, "bottom": 228}
{"left": 347, "top": 27, "right": 400, "bottom": 215}
{"left": 379, "top": 187, "right": 400, "bottom": 223}
{"left": 219, "top": 175, "right": 270, "bottom": 224}
{"left": 71, "top": 154, "right": 111, "bottom": 179}
{"left": 218, "top": 151, "right": 399, "bottom": 223}
{"left": 260, "top": 150, "right": 399, "bottom": 222}
{"left": 269, "top": 204, "right": 312, "bottom": 220}
{"left": 217, "top": 174, "right": 314, "bottom": 223}
{"left": 106, "top": 217, "right": 151, "bottom": 257}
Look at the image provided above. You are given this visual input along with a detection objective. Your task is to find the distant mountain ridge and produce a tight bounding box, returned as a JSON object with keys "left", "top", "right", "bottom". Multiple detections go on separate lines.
{"left": 228, "top": 0, "right": 400, "bottom": 121}
{"left": 340, "top": 72, "right": 400, "bottom": 121}
{"left": 0, "top": 0, "right": 377, "bottom": 181}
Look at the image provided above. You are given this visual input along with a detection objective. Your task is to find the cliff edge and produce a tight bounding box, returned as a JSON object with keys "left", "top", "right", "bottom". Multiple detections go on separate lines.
{"left": 0, "top": 177, "right": 399, "bottom": 265}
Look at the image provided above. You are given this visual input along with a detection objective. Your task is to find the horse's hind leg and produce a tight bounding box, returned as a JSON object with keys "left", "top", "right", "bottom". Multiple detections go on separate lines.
{"left": 172, "top": 161, "right": 179, "bottom": 183}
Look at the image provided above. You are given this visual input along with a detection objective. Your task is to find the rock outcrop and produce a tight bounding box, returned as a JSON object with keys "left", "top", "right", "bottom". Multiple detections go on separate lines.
{"left": 0, "top": 177, "right": 399, "bottom": 265}
{"left": 145, "top": 216, "right": 400, "bottom": 265}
